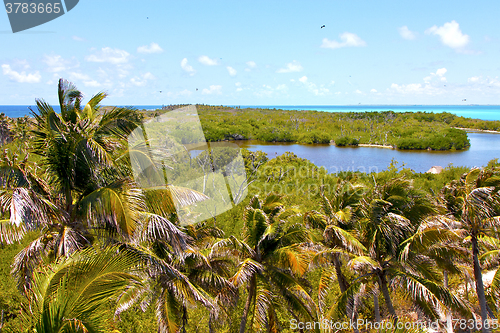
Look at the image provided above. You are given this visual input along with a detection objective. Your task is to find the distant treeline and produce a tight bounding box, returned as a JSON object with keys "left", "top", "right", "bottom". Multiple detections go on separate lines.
{"left": 179, "top": 105, "right": 487, "bottom": 151}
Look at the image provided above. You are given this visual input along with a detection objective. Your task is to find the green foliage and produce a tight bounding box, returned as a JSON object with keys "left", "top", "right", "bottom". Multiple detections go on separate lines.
{"left": 3, "top": 97, "right": 500, "bottom": 332}
{"left": 190, "top": 106, "right": 484, "bottom": 150}
{"left": 335, "top": 136, "right": 359, "bottom": 146}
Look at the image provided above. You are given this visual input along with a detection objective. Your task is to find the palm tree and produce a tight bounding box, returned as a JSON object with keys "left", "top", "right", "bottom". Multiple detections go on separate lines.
{"left": 440, "top": 168, "right": 500, "bottom": 333}
{"left": 0, "top": 79, "right": 145, "bottom": 292}
{"left": 21, "top": 245, "right": 144, "bottom": 333}
{"left": 230, "top": 193, "right": 317, "bottom": 333}
{"left": 114, "top": 220, "right": 235, "bottom": 333}
{"left": 0, "top": 80, "right": 209, "bottom": 299}
{"left": 331, "top": 177, "right": 469, "bottom": 326}
{"left": 481, "top": 236, "right": 500, "bottom": 316}
{"left": 304, "top": 181, "right": 366, "bottom": 330}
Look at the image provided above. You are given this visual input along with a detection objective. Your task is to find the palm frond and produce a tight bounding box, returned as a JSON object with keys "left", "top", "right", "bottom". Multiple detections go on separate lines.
{"left": 11, "top": 236, "right": 46, "bottom": 291}
{"left": 243, "top": 207, "right": 269, "bottom": 248}
{"left": 392, "top": 270, "right": 472, "bottom": 320}
{"left": 230, "top": 258, "right": 263, "bottom": 287}
{"left": 271, "top": 244, "right": 312, "bottom": 276}
{"left": 211, "top": 235, "right": 255, "bottom": 259}
{"left": 490, "top": 268, "right": 500, "bottom": 300}
{"left": 309, "top": 248, "right": 352, "bottom": 269}
{"left": 303, "top": 210, "right": 327, "bottom": 230}
{"left": 317, "top": 268, "right": 337, "bottom": 314}
{"left": 0, "top": 219, "right": 26, "bottom": 244}
{"left": 325, "top": 279, "right": 362, "bottom": 320}
{"left": 78, "top": 180, "right": 145, "bottom": 238}
{"left": 135, "top": 212, "right": 191, "bottom": 254}
{"left": 323, "top": 224, "right": 366, "bottom": 255}
{"left": 155, "top": 288, "right": 182, "bottom": 333}
{"left": 23, "top": 245, "right": 144, "bottom": 332}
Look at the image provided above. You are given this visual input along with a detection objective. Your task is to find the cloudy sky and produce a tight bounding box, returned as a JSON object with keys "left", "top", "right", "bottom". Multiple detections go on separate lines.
{"left": 1, "top": 0, "right": 499, "bottom": 105}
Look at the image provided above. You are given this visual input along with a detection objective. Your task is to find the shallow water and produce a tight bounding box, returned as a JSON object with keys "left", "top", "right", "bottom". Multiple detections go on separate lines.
{"left": 234, "top": 132, "right": 500, "bottom": 173}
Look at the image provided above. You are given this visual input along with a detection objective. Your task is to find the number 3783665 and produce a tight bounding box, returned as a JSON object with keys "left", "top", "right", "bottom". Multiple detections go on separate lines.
{"left": 5, "top": 3, "right": 61, "bottom": 14}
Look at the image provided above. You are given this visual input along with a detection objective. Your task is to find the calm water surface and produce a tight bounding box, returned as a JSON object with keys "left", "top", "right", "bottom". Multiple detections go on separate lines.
{"left": 235, "top": 133, "right": 500, "bottom": 173}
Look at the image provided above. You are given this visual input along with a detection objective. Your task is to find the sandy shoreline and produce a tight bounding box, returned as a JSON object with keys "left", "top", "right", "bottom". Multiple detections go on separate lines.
{"left": 358, "top": 143, "right": 395, "bottom": 149}
{"left": 454, "top": 127, "right": 500, "bottom": 134}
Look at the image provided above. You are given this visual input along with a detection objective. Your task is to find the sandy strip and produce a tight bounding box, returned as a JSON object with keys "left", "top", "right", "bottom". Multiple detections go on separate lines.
{"left": 453, "top": 127, "right": 500, "bottom": 134}
{"left": 358, "top": 144, "right": 395, "bottom": 149}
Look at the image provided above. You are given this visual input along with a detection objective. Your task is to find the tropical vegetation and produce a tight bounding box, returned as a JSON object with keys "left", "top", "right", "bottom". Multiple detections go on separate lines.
{"left": 0, "top": 81, "right": 500, "bottom": 332}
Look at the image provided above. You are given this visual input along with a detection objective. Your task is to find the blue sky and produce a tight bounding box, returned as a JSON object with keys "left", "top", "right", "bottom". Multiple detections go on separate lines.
{"left": 1, "top": 0, "right": 499, "bottom": 105}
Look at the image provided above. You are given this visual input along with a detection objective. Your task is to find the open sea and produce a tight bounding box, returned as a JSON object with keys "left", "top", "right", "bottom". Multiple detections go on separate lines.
{"left": 1, "top": 105, "right": 499, "bottom": 121}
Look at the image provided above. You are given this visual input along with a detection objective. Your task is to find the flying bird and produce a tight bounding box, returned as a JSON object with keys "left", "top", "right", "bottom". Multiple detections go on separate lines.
{"left": 321, "top": 25, "right": 325, "bottom": 29}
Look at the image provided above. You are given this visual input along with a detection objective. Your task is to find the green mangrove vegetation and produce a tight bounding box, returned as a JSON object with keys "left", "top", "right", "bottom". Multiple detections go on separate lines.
{"left": 1, "top": 81, "right": 500, "bottom": 333}
{"left": 189, "top": 104, "right": 500, "bottom": 150}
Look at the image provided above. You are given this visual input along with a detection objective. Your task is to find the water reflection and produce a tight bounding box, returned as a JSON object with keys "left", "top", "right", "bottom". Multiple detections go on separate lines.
{"left": 235, "top": 133, "right": 500, "bottom": 173}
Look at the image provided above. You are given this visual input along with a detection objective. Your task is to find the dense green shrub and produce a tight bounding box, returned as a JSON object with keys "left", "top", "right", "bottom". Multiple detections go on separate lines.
{"left": 335, "top": 136, "right": 359, "bottom": 146}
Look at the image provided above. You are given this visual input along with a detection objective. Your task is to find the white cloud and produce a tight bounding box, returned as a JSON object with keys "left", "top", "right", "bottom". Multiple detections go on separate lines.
{"left": 245, "top": 61, "right": 257, "bottom": 72}
{"left": 137, "top": 42, "right": 163, "bottom": 54}
{"left": 69, "top": 72, "right": 91, "bottom": 81}
{"left": 424, "top": 68, "right": 447, "bottom": 83}
{"left": 69, "top": 72, "right": 103, "bottom": 87}
{"left": 370, "top": 89, "right": 377, "bottom": 93}
{"left": 227, "top": 66, "right": 237, "bottom": 76}
{"left": 390, "top": 83, "right": 424, "bottom": 94}
{"left": 276, "top": 60, "right": 303, "bottom": 73}
{"left": 86, "top": 47, "right": 130, "bottom": 64}
{"left": 83, "top": 80, "right": 101, "bottom": 87}
{"left": 235, "top": 82, "right": 241, "bottom": 87}
{"left": 2, "top": 64, "right": 41, "bottom": 83}
{"left": 298, "top": 76, "right": 329, "bottom": 96}
{"left": 198, "top": 55, "right": 218, "bottom": 66}
{"left": 181, "top": 58, "right": 196, "bottom": 76}
{"left": 355, "top": 89, "right": 363, "bottom": 94}
{"left": 202, "top": 85, "right": 222, "bottom": 95}
{"left": 398, "top": 26, "right": 416, "bottom": 40}
{"left": 130, "top": 72, "right": 155, "bottom": 86}
{"left": 72, "top": 35, "right": 85, "bottom": 42}
{"left": 321, "top": 32, "right": 367, "bottom": 49}
{"left": 43, "top": 55, "right": 77, "bottom": 73}
{"left": 466, "top": 76, "right": 500, "bottom": 88}
{"left": 436, "top": 68, "right": 447, "bottom": 76}
{"left": 425, "top": 21, "right": 470, "bottom": 49}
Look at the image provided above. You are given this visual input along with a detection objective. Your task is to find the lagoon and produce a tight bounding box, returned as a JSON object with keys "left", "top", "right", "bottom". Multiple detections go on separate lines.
{"left": 235, "top": 132, "right": 500, "bottom": 174}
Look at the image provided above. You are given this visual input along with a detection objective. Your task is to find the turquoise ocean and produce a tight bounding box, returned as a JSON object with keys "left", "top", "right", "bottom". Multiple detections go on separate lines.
{"left": 1, "top": 104, "right": 499, "bottom": 121}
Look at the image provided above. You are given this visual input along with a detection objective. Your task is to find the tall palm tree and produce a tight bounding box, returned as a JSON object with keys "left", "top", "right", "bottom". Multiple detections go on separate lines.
{"left": 331, "top": 177, "right": 469, "bottom": 326}
{"left": 114, "top": 220, "right": 235, "bottom": 333}
{"left": 0, "top": 79, "right": 145, "bottom": 292}
{"left": 304, "top": 181, "right": 365, "bottom": 330}
{"left": 230, "top": 193, "right": 317, "bottom": 333}
{"left": 440, "top": 168, "right": 500, "bottom": 333}
{"left": 0, "top": 80, "right": 209, "bottom": 299}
